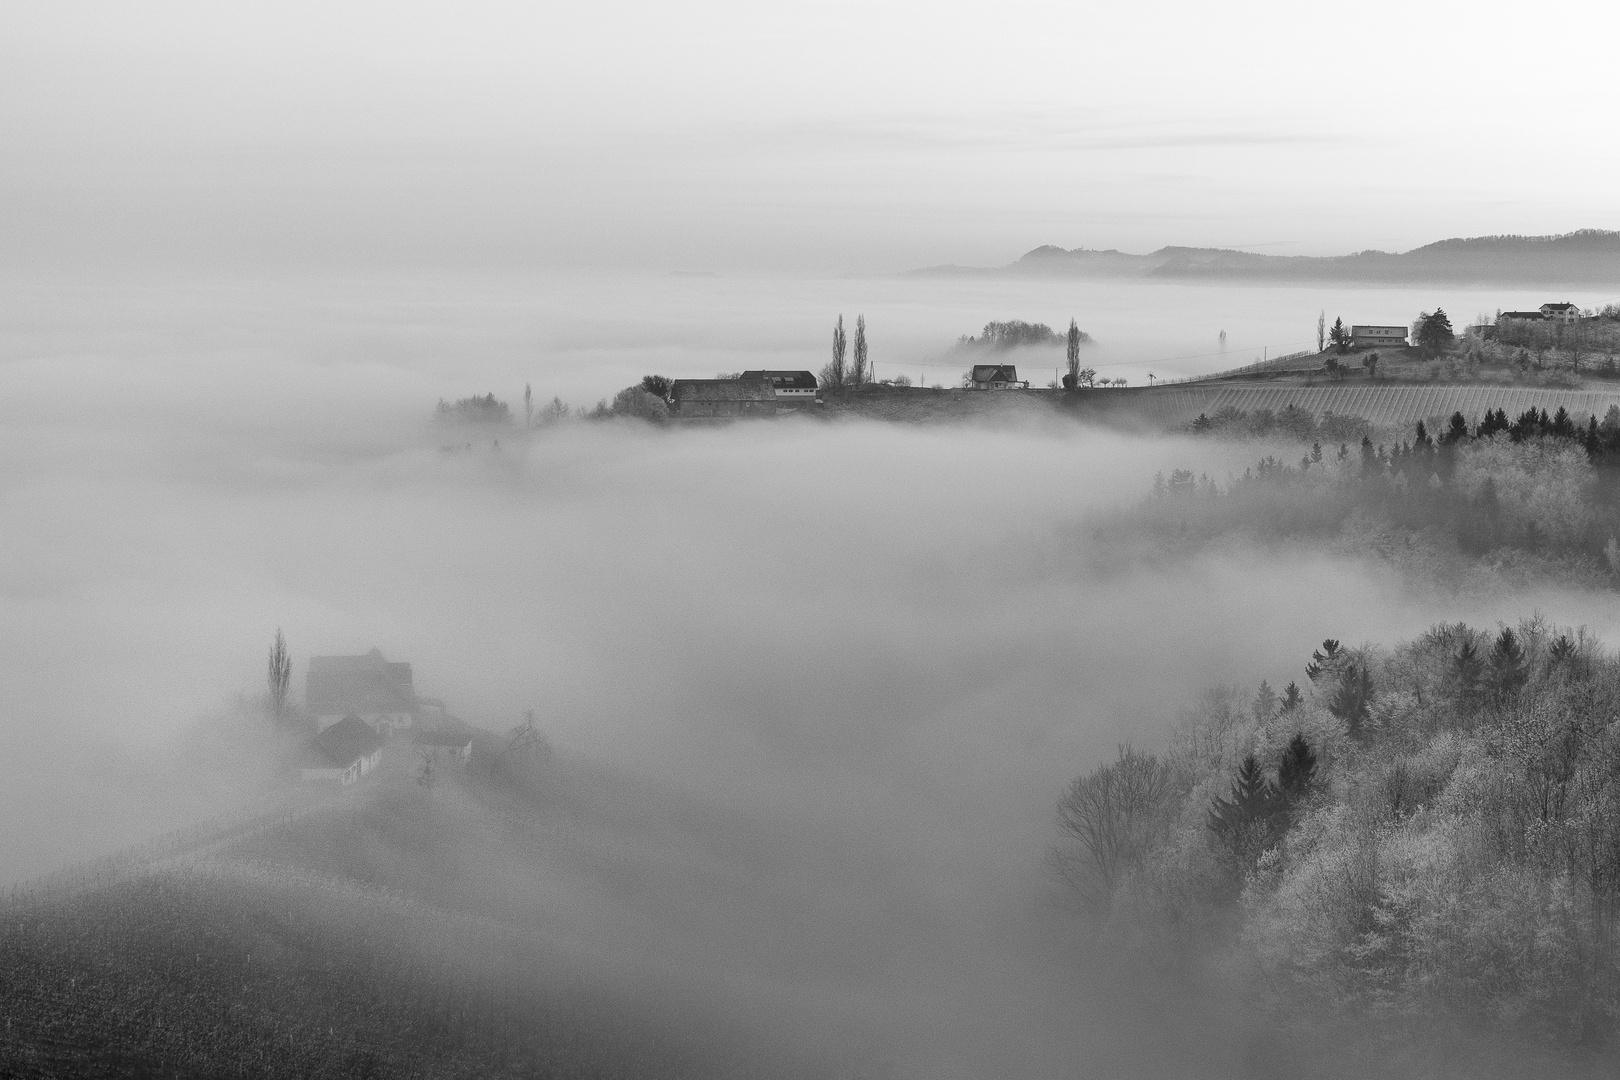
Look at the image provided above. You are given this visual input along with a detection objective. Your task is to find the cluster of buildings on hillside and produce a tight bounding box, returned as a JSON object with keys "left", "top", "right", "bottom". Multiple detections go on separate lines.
{"left": 1346, "top": 303, "right": 1589, "bottom": 351}
{"left": 663, "top": 365, "right": 1033, "bottom": 418}
{"left": 659, "top": 302, "right": 1598, "bottom": 418}
{"left": 295, "top": 648, "right": 472, "bottom": 785}
{"left": 1494, "top": 302, "right": 1585, "bottom": 326}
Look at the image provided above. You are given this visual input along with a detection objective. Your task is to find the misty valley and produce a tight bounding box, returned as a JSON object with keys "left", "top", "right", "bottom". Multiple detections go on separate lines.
{"left": 9, "top": 0, "right": 1620, "bottom": 1073}
{"left": 7, "top": 279, "right": 1620, "bottom": 1079}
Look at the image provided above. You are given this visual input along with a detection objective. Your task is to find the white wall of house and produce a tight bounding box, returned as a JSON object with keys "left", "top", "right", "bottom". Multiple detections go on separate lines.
{"left": 300, "top": 763, "right": 359, "bottom": 784}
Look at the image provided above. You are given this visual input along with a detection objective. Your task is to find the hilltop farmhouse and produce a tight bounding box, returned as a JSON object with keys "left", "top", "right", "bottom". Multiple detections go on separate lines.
{"left": 307, "top": 648, "right": 416, "bottom": 735}
{"left": 1499, "top": 302, "right": 1585, "bottom": 324}
{"left": 1351, "top": 325, "right": 1407, "bottom": 349}
{"left": 969, "top": 364, "right": 1025, "bottom": 390}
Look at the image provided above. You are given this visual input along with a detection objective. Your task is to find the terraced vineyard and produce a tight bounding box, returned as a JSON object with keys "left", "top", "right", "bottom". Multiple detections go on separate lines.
{"left": 1080, "top": 384, "right": 1620, "bottom": 432}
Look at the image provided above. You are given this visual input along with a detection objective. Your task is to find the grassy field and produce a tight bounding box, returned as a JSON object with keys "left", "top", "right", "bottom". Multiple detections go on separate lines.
{"left": 1070, "top": 383, "right": 1620, "bottom": 433}
{"left": 0, "top": 764, "right": 831, "bottom": 1080}
{"left": 817, "top": 381, "right": 1620, "bottom": 436}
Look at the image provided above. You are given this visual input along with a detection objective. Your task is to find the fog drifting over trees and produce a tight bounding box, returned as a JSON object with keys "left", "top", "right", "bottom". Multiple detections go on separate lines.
{"left": 7, "top": 311, "right": 1620, "bottom": 1073}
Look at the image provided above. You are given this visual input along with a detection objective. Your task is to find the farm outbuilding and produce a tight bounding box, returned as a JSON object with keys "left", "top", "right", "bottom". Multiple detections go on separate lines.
{"left": 667, "top": 378, "right": 779, "bottom": 420}
{"left": 298, "top": 714, "right": 385, "bottom": 784}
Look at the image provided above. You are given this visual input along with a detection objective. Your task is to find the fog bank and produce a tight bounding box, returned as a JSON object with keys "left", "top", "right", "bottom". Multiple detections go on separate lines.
{"left": 7, "top": 315, "right": 1620, "bottom": 1075}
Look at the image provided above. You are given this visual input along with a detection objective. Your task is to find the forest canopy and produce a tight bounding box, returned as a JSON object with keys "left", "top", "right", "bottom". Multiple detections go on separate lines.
{"left": 955, "top": 320, "right": 1092, "bottom": 351}
{"left": 1094, "top": 404, "right": 1620, "bottom": 590}
{"left": 1054, "top": 616, "right": 1620, "bottom": 1068}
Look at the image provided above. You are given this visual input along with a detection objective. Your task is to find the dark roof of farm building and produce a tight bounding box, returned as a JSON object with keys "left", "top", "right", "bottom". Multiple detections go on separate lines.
{"left": 669, "top": 378, "right": 776, "bottom": 402}
{"left": 315, "top": 714, "right": 385, "bottom": 766}
{"left": 971, "top": 364, "right": 1018, "bottom": 382}
{"left": 1500, "top": 311, "right": 1546, "bottom": 320}
{"left": 307, "top": 648, "right": 414, "bottom": 714}
{"left": 739, "top": 370, "right": 818, "bottom": 390}
{"left": 1542, "top": 302, "right": 1578, "bottom": 311}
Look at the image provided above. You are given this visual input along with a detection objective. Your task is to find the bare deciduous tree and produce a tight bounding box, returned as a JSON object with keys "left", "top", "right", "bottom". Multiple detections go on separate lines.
{"left": 821, "top": 315, "right": 847, "bottom": 389}
{"left": 850, "top": 314, "right": 868, "bottom": 386}
{"left": 1066, "top": 318, "right": 1082, "bottom": 390}
{"left": 494, "top": 709, "right": 551, "bottom": 778}
{"left": 267, "top": 628, "right": 291, "bottom": 720}
{"left": 1053, "top": 745, "right": 1174, "bottom": 909}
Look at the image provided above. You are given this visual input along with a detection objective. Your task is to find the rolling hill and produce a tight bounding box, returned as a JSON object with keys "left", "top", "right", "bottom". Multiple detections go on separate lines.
{"left": 909, "top": 230, "right": 1620, "bottom": 285}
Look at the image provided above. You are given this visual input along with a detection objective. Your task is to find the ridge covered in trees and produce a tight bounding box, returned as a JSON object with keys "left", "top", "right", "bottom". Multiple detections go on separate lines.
{"left": 1055, "top": 617, "right": 1620, "bottom": 1069}
{"left": 1101, "top": 403, "right": 1620, "bottom": 588}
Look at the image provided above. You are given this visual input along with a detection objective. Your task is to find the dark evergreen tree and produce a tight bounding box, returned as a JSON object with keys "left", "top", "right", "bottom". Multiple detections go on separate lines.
{"left": 1306, "top": 639, "right": 1342, "bottom": 684}
{"left": 1253, "top": 680, "right": 1278, "bottom": 721}
{"left": 1277, "top": 734, "right": 1318, "bottom": 802}
{"left": 1329, "top": 663, "right": 1374, "bottom": 739}
{"left": 1416, "top": 308, "right": 1455, "bottom": 357}
{"left": 1551, "top": 406, "right": 1575, "bottom": 438}
{"left": 1280, "top": 682, "right": 1303, "bottom": 713}
{"left": 1489, "top": 627, "right": 1528, "bottom": 699}
{"left": 1329, "top": 316, "right": 1351, "bottom": 354}
{"left": 1207, "top": 754, "right": 1284, "bottom": 866}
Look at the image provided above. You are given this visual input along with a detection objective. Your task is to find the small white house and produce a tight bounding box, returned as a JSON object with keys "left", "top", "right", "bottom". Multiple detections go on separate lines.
{"left": 298, "top": 714, "right": 385, "bottom": 784}
{"left": 1540, "top": 302, "right": 1582, "bottom": 324}
{"left": 739, "top": 370, "right": 819, "bottom": 399}
{"left": 969, "top": 364, "right": 1024, "bottom": 390}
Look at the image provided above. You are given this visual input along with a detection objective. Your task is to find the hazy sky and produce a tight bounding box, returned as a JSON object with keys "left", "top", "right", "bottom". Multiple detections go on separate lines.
{"left": 4, "top": 0, "right": 1617, "bottom": 272}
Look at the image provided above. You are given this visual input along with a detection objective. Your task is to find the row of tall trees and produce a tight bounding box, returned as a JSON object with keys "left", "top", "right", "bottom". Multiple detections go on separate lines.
{"left": 821, "top": 314, "right": 869, "bottom": 389}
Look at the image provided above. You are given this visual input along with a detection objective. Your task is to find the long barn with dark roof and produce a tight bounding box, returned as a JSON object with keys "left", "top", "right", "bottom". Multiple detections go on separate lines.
{"left": 666, "top": 377, "right": 780, "bottom": 420}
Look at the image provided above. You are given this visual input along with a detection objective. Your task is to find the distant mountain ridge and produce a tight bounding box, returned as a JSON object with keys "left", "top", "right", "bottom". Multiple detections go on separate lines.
{"left": 908, "top": 229, "right": 1620, "bottom": 285}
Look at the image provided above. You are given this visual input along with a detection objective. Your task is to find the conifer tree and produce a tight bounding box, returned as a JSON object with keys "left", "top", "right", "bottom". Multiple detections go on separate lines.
{"left": 1252, "top": 680, "right": 1278, "bottom": 721}
{"left": 1277, "top": 734, "right": 1318, "bottom": 801}
{"left": 1306, "top": 639, "right": 1342, "bottom": 683}
{"left": 1329, "top": 663, "right": 1373, "bottom": 739}
{"left": 1489, "top": 627, "right": 1527, "bottom": 699}
{"left": 1329, "top": 316, "right": 1351, "bottom": 353}
{"left": 1280, "top": 682, "right": 1303, "bottom": 712}
{"left": 1207, "top": 754, "right": 1284, "bottom": 866}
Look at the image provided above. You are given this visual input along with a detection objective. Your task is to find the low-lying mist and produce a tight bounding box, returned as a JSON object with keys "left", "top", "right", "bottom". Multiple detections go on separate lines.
{"left": 6, "top": 343, "right": 1619, "bottom": 1075}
